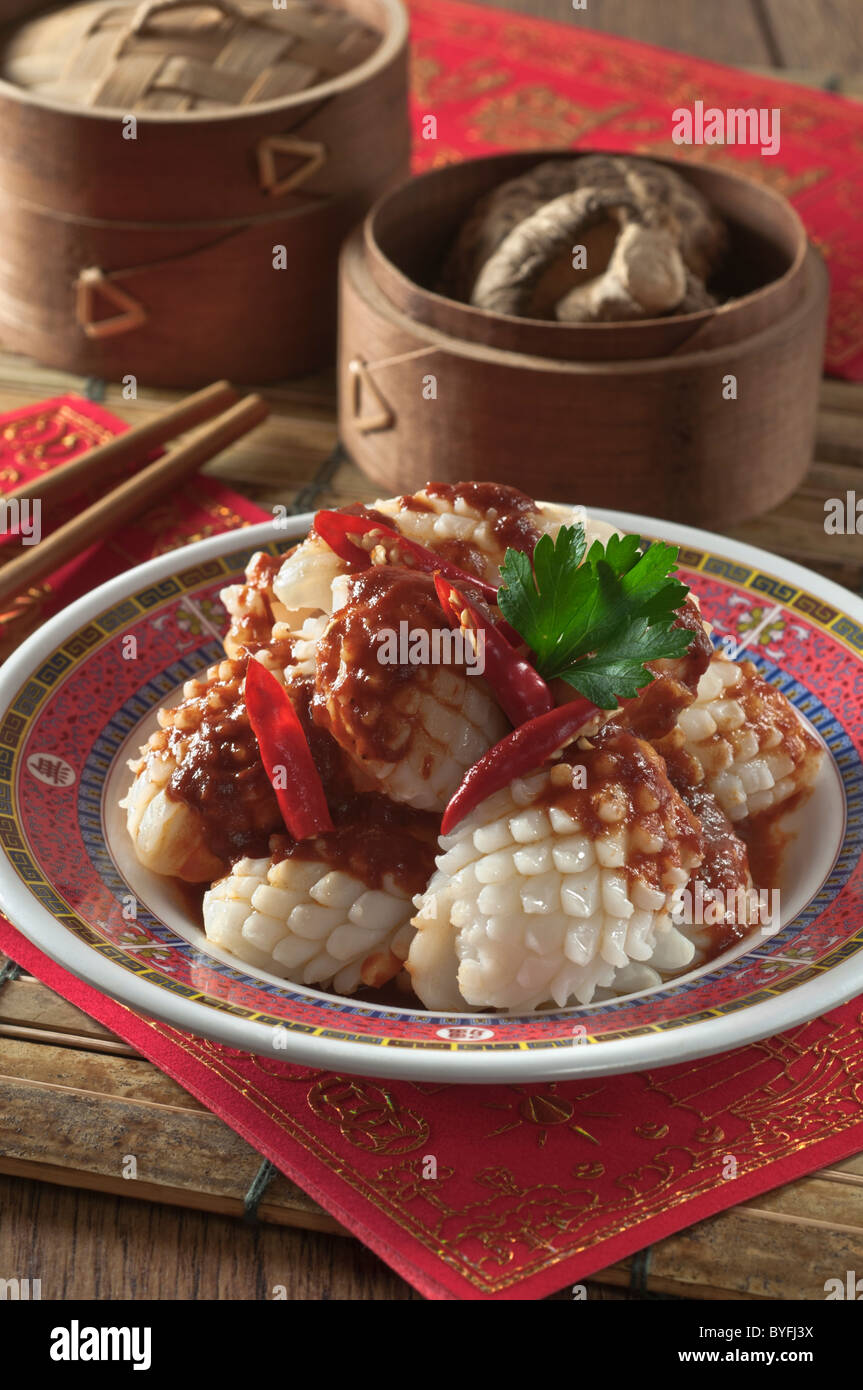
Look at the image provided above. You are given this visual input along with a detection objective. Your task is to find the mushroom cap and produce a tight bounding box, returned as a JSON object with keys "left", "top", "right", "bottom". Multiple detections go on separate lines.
{"left": 440, "top": 153, "right": 727, "bottom": 323}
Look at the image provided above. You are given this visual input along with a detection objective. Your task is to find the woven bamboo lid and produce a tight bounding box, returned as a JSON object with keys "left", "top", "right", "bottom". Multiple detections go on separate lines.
{"left": 0, "top": 0, "right": 382, "bottom": 111}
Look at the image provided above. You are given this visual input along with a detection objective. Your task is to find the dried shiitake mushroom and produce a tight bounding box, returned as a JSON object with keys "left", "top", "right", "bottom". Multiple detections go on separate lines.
{"left": 439, "top": 154, "right": 727, "bottom": 323}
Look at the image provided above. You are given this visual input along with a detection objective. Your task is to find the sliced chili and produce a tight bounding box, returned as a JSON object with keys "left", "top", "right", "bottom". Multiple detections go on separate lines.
{"left": 244, "top": 658, "right": 333, "bottom": 841}
{"left": 313, "top": 508, "right": 499, "bottom": 602}
{"left": 441, "top": 698, "right": 601, "bottom": 834}
{"left": 433, "top": 572, "right": 553, "bottom": 727}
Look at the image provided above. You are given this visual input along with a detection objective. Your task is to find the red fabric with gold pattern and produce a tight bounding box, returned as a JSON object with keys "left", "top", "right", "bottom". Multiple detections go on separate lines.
{"left": 0, "top": 395, "right": 264, "bottom": 659}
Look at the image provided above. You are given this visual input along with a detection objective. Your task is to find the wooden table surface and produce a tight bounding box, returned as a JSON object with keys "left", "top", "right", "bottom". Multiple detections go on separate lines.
{"left": 2, "top": 0, "right": 862, "bottom": 1303}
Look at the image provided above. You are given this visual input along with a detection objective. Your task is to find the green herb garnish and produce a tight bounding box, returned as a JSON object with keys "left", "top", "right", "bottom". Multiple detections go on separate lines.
{"left": 497, "top": 524, "right": 695, "bottom": 709}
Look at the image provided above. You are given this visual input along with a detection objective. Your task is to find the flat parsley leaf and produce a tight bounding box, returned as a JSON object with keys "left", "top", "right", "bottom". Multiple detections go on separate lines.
{"left": 498, "top": 524, "right": 695, "bottom": 709}
{"left": 498, "top": 525, "right": 587, "bottom": 670}
{"left": 555, "top": 617, "right": 695, "bottom": 706}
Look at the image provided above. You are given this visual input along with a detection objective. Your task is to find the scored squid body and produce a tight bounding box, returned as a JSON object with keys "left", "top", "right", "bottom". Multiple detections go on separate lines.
{"left": 202, "top": 855, "right": 415, "bottom": 995}
{"left": 367, "top": 490, "right": 621, "bottom": 587}
{"left": 122, "top": 743, "right": 223, "bottom": 883}
{"left": 408, "top": 727, "right": 706, "bottom": 1012}
{"left": 662, "top": 654, "right": 822, "bottom": 824}
{"left": 312, "top": 567, "right": 511, "bottom": 813}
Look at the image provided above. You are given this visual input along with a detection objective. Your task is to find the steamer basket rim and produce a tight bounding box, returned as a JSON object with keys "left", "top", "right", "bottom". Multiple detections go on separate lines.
{"left": 345, "top": 227, "right": 828, "bottom": 375}
{"left": 364, "top": 147, "right": 810, "bottom": 339}
{"left": 0, "top": 0, "right": 408, "bottom": 124}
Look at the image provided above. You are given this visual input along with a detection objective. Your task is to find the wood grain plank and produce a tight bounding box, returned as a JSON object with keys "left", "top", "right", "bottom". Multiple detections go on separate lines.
{"left": 467, "top": 0, "right": 775, "bottom": 66}
{"left": 727, "top": 459, "right": 863, "bottom": 579}
{"left": 819, "top": 379, "right": 863, "bottom": 415}
{"left": 0, "top": 1037, "right": 205, "bottom": 1108}
{"left": 0, "top": 1019, "right": 333, "bottom": 1228}
{"left": 0, "top": 1041, "right": 329, "bottom": 1226}
{"left": 812, "top": 410, "right": 863, "bottom": 467}
{"left": 0, "top": 1157, "right": 345, "bottom": 1234}
{"left": 760, "top": 0, "right": 863, "bottom": 74}
{"left": 0, "top": 1174, "right": 414, "bottom": 1301}
{"left": 0, "top": 975, "right": 126, "bottom": 1043}
{"left": 0, "top": 1025, "right": 138, "bottom": 1055}
{"left": 1, "top": 1058, "right": 245, "bottom": 1188}
{"left": 742, "top": 1179, "right": 863, "bottom": 1234}
{"left": 1, "top": 255, "right": 862, "bottom": 1297}
{"left": 591, "top": 1180, "right": 863, "bottom": 1300}
{"left": 3, "top": 1152, "right": 859, "bottom": 1300}
{"left": 822, "top": 1153, "right": 863, "bottom": 1178}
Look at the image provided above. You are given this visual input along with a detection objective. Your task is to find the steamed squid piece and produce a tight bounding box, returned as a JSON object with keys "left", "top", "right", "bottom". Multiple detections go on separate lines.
{"left": 263, "top": 483, "right": 547, "bottom": 628}
{"left": 264, "top": 483, "right": 602, "bottom": 621}
{"left": 203, "top": 804, "right": 437, "bottom": 991}
{"left": 409, "top": 724, "right": 753, "bottom": 1012}
{"left": 122, "top": 480, "right": 822, "bottom": 1012}
{"left": 271, "top": 532, "right": 348, "bottom": 624}
{"left": 221, "top": 551, "right": 290, "bottom": 661}
{"left": 204, "top": 855, "right": 415, "bottom": 994}
{"left": 311, "top": 566, "right": 510, "bottom": 811}
{"left": 658, "top": 653, "right": 822, "bottom": 825}
{"left": 614, "top": 596, "right": 714, "bottom": 740}
{"left": 372, "top": 483, "right": 616, "bottom": 583}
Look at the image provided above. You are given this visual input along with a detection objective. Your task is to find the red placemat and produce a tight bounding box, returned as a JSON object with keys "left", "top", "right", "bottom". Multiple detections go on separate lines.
{"left": 407, "top": 0, "right": 863, "bottom": 379}
{"left": 2, "top": 397, "right": 863, "bottom": 1301}
{"left": 0, "top": 394, "right": 263, "bottom": 655}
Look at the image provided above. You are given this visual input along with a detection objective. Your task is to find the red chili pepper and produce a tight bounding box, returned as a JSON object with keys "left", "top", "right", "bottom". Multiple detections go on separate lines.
{"left": 433, "top": 572, "right": 553, "bottom": 728}
{"left": 441, "top": 698, "right": 601, "bottom": 834}
{"left": 244, "top": 658, "right": 334, "bottom": 841}
{"left": 493, "top": 615, "right": 523, "bottom": 648}
{"left": 313, "top": 509, "right": 499, "bottom": 602}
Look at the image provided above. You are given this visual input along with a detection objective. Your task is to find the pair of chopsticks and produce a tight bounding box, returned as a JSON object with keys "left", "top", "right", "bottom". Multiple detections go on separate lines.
{"left": 0, "top": 381, "right": 269, "bottom": 607}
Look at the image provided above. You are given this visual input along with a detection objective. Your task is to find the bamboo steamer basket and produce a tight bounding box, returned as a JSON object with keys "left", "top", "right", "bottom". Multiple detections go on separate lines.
{"left": 338, "top": 150, "right": 829, "bottom": 525}
{"left": 0, "top": 0, "right": 409, "bottom": 385}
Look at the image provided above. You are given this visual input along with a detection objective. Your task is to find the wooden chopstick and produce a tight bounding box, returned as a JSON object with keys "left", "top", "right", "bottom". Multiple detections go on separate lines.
{"left": 1, "top": 379, "right": 239, "bottom": 510}
{"left": 0, "top": 393, "right": 269, "bottom": 607}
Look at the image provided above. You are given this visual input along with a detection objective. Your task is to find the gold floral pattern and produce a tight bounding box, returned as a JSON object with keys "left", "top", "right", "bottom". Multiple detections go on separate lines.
{"left": 132, "top": 1008, "right": 863, "bottom": 1296}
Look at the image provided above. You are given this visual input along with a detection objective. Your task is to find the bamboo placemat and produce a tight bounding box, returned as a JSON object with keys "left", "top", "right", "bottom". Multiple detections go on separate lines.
{"left": 1, "top": 349, "right": 862, "bottom": 1299}
{"left": 3, "top": 952, "right": 863, "bottom": 1300}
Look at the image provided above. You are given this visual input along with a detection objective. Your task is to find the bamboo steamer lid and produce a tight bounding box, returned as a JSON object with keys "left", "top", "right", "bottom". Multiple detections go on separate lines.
{"left": 0, "top": 0, "right": 410, "bottom": 383}
{"left": 0, "top": 0, "right": 407, "bottom": 218}
{"left": 0, "top": 0, "right": 382, "bottom": 113}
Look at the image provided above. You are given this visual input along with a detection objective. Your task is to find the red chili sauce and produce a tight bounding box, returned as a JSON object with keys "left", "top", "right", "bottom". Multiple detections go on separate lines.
{"left": 311, "top": 566, "right": 454, "bottom": 767}
{"left": 280, "top": 673, "right": 439, "bottom": 894}
{"left": 396, "top": 481, "right": 543, "bottom": 577}
{"left": 425, "top": 481, "right": 543, "bottom": 553}
{"left": 163, "top": 671, "right": 282, "bottom": 865}
{"left": 308, "top": 503, "right": 392, "bottom": 569}
{"left": 165, "top": 652, "right": 439, "bottom": 893}
{"left": 545, "top": 725, "right": 704, "bottom": 894}
{"left": 615, "top": 599, "right": 713, "bottom": 742}
{"left": 548, "top": 723, "right": 756, "bottom": 957}
{"left": 225, "top": 550, "right": 291, "bottom": 661}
